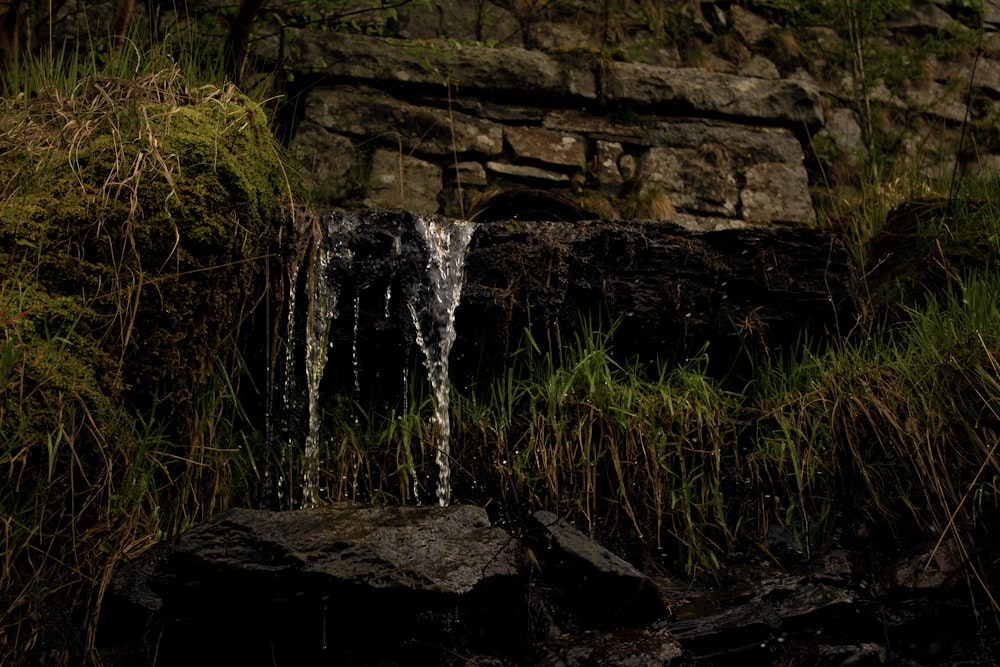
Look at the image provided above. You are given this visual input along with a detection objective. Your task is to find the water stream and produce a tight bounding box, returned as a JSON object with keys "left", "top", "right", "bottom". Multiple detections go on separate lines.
{"left": 407, "top": 217, "right": 474, "bottom": 506}
{"left": 285, "top": 212, "right": 472, "bottom": 509}
{"left": 283, "top": 215, "right": 356, "bottom": 508}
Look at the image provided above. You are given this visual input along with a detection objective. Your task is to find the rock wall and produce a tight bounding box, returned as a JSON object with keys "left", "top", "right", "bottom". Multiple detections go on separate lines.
{"left": 262, "top": 0, "right": 1000, "bottom": 229}
{"left": 280, "top": 15, "right": 821, "bottom": 229}
{"left": 33, "top": 1, "right": 1000, "bottom": 226}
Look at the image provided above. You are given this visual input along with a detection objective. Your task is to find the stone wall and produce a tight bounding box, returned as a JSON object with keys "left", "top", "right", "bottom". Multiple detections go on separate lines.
{"left": 35, "top": 1, "right": 1000, "bottom": 226}
{"left": 259, "top": 0, "right": 1000, "bottom": 228}
{"left": 279, "top": 17, "right": 819, "bottom": 228}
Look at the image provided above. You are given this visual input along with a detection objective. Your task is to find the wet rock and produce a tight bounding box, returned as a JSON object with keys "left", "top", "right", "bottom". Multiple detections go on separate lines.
{"left": 665, "top": 569, "right": 867, "bottom": 661}
{"left": 527, "top": 511, "right": 666, "bottom": 625}
{"left": 101, "top": 503, "right": 707, "bottom": 666}
{"left": 103, "top": 504, "right": 528, "bottom": 666}
{"left": 289, "top": 209, "right": 858, "bottom": 403}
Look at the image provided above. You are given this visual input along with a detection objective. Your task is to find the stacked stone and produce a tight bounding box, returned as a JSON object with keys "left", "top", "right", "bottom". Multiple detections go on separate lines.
{"left": 286, "top": 23, "right": 821, "bottom": 229}
{"left": 278, "top": 0, "right": 1000, "bottom": 226}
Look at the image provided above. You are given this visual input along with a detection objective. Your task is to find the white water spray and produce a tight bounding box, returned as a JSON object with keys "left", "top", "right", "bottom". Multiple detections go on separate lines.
{"left": 284, "top": 213, "right": 471, "bottom": 509}
{"left": 407, "top": 216, "right": 473, "bottom": 506}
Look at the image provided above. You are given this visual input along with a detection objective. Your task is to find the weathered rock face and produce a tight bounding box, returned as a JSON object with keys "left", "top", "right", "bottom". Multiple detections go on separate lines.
{"left": 262, "top": 0, "right": 1000, "bottom": 224}
{"left": 280, "top": 27, "right": 821, "bottom": 227}
{"left": 101, "top": 503, "right": 669, "bottom": 665}
{"left": 284, "top": 208, "right": 858, "bottom": 409}
{"left": 101, "top": 506, "right": 1000, "bottom": 666}
{"left": 104, "top": 504, "right": 528, "bottom": 664}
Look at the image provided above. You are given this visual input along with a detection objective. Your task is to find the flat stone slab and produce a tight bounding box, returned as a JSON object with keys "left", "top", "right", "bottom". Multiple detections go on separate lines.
{"left": 168, "top": 504, "right": 522, "bottom": 594}
{"left": 103, "top": 504, "right": 528, "bottom": 665}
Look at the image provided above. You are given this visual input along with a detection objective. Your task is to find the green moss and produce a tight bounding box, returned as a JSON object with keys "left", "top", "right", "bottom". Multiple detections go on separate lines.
{"left": 2, "top": 81, "right": 286, "bottom": 407}
{"left": 1, "top": 68, "right": 291, "bottom": 663}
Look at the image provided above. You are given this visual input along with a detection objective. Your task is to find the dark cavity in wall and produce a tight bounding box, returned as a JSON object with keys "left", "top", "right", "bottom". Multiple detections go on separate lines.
{"left": 470, "top": 188, "right": 590, "bottom": 222}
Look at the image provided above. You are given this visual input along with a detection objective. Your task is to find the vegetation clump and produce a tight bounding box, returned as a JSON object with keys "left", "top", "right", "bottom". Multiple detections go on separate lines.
{"left": 0, "top": 47, "right": 288, "bottom": 663}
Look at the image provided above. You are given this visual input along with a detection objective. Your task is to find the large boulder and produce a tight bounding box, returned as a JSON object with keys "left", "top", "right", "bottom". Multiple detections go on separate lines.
{"left": 102, "top": 504, "right": 528, "bottom": 665}
{"left": 101, "top": 503, "right": 674, "bottom": 665}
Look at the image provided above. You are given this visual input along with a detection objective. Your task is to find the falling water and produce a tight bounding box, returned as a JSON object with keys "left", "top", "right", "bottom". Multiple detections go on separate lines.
{"left": 352, "top": 294, "right": 361, "bottom": 394}
{"left": 407, "top": 216, "right": 474, "bottom": 507}
{"left": 291, "top": 216, "right": 355, "bottom": 509}
{"left": 283, "top": 212, "right": 471, "bottom": 509}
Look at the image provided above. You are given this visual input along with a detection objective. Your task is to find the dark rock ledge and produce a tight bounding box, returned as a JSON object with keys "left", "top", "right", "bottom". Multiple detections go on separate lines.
{"left": 99, "top": 504, "right": 998, "bottom": 666}
{"left": 100, "top": 503, "right": 664, "bottom": 666}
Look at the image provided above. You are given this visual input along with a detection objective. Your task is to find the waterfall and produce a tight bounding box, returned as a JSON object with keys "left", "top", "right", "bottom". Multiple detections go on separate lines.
{"left": 407, "top": 216, "right": 474, "bottom": 507}
{"left": 289, "top": 214, "right": 355, "bottom": 509}
{"left": 282, "top": 211, "right": 472, "bottom": 509}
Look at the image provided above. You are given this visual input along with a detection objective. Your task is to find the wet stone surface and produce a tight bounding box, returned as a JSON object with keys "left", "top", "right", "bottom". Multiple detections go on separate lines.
{"left": 99, "top": 504, "right": 1000, "bottom": 666}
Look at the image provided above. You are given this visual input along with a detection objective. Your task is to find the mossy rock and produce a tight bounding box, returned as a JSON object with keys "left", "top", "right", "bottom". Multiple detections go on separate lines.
{"left": 0, "top": 69, "right": 290, "bottom": 663}
{"left": 1, "top": 75, "right": 287, "bottom": 416}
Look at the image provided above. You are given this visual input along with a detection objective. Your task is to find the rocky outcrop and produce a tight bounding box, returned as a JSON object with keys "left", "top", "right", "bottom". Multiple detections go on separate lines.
{"left": 101, "top": 506, "right": 997, "bottom": 666}
{"left": 100, "top": 503, "right": 666, "bottom": 665}
{"left": 285, "top": 209, "right": 858, "bottom": 408}
{"left": 264, "top": 0, "right": 1000, "bottom": 226}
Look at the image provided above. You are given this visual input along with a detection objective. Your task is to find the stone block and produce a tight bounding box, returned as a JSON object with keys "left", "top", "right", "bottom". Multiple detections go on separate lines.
{"left": 595, "top": 140, "right": 625, "bottom": 192}
{"left": 288, "top": 127, "right": 360, "bottom": 204}
{"left": 365, "top": 148, "right": 443, "bottom": 213}
{"left": 486, "top": 161, "right": 571, "bottom": 182}
{"left": 638, "top": 146, "right": 740, "bottom": 217}
{"left": 305, "top": 88, "right": 503, "bottom": 157}
{"left": 740, "top": 162, "right": 815, "bottom": 225}
{"left": 505, "top": 125, "right": 587, "bottom": 166}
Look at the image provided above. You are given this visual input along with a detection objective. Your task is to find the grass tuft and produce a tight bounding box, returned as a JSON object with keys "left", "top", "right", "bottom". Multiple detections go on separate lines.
{"left": 0, "top": 31, "right": 287, "bottom": 664}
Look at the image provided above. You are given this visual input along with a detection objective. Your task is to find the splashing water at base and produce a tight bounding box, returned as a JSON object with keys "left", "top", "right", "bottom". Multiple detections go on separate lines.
{"left": 408, "top": 216, "right": 474, "bottom": 506}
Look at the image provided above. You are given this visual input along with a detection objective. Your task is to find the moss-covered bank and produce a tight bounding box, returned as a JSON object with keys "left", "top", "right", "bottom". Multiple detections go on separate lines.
{"left": 0, "top": 60, "right": 288, "bottom": 663}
